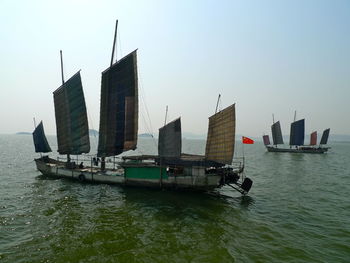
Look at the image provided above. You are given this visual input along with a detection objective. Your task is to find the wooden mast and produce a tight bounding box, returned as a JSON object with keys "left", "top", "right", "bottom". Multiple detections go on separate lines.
{"left": 164, "top": 105, "right": 168, "bottom": 126}
{"left": 60, "top": 50, "right": 71, "bottom": 163}
{"left": 101, "top": 19, "right": 118, "bottom": 171}
{"left": 33, "top": 117, "right": 37, "bottom": 129}
{"left": 215, "top": 94, "right": 221, "bottom": 114}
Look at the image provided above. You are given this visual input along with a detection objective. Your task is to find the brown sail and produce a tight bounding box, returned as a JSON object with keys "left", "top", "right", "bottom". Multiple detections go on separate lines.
{"left": 205, "top": 104, "right": 235, "bottom": 164}
{"left": 310, "top": 131, "right": 317, "bottom": 145}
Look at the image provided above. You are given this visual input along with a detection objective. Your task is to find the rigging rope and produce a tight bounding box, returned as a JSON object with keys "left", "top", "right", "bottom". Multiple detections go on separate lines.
{"left": 86, "top": 102, "right": 98, "bottom": 153}
{"left": 138, "top": 61, "right": 158, "bottom": 151}
{"left": 117, "top": 27, "right": 122, "bottom": 62}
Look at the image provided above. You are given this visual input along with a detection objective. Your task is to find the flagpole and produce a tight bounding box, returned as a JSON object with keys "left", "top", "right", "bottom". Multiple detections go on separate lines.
{"left": 242, "top": 137, "right": 245, "bottom": 181}
{"left": 242, "top": 136, "right": 245, "bottom": 158}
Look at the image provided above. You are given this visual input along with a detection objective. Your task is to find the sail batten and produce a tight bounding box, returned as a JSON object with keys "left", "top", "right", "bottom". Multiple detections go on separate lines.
{"left": 205, "top": 104, "right": 235, "bottom": 165}
{"left": 97, "top": 50, "right": 138, "bottom": 157}
{"left": 271, "top": 121, "right": 284, "bottom": 145}
{"left": 158, "top": 118, "right": 181, "bottom": 158}
{"left": 320, "top": 128, "right": 330, "bottom": 145}
{"left": 290, "top": 119, "right": 305, "bottom": 146}
{"left": 32, "top": 121, "right": 52, "bottom": 153}
{"left": 53, "top": 71, "right": 90, "bottom": 154}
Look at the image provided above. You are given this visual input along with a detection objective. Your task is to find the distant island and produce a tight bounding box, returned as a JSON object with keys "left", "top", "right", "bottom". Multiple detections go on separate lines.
{"left": 89, "top": 129, "right": 99, "bottom": 136}
{"left": 16, "top": 132, "right": 31, "bottom": 135}
{"left": 139, "top": 133, "right": 154, "bottom": 138}
{"left": 12, "top": 130, "right": 350, "bottom": 142}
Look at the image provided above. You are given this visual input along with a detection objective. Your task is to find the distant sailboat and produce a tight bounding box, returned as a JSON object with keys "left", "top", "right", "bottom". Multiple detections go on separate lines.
{"left": 263, "top": 114, "right": 330, "bottom": 154}
{"left": 33, "top": 21, "right": 252, "bottom": 194}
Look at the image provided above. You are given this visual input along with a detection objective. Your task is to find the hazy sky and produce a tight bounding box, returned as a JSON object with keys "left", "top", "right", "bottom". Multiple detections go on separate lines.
{"left": 1, "top": 0, "right": 349, "bottom": 137}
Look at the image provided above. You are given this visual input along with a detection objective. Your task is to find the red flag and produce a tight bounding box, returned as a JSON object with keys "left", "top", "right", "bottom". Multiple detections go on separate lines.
{"left": 242, "top": 136, "right": 254, "bottom": 144}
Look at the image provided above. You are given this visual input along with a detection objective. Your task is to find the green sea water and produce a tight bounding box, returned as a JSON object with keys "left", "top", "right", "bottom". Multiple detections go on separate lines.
{"left": 1, "top": 134, "right": 349, "bottom": 263}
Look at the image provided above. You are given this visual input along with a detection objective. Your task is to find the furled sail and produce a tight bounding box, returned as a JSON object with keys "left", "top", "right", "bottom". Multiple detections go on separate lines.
{"left": 205, "top": 104, "right": 235, "bottom": 165}
{"left": 158, "top": 118, "right": 181, "bottom": 158}
{"left": 53, "top": 71, "right": 90, "bottom": 154}
{"left": 32, "top": 121, "right": 52, "bottom": 153}
{"left": 97, "top": 50, "right": 138, "bottom": 157}
{"left": 289, "top": 119, "right": 305, "bottom": 146}
{"left": 263, "top": 135, "right": 271, "bottom": 145}
{"left": 271, "top": 121, "right": 284, "bottom": 145}
{"left": 310, "top": 131, "right": 317, "bottom": 145}
{"left": 320, "top": 128, "right": 330, "bottom": 145}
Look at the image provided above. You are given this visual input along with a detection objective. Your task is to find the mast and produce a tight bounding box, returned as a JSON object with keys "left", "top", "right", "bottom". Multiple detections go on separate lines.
{"left": 110, "top": 20, "right": 118, "bottom": 67}
{"left": 60, "top": 50, "right": 65, "bottom": 84}
{"left": 164, "top": 105, "right": 168, "bottom": 126}
{"left": 215, "top": 94, "right": 221, "bottom": 114}
{"left": 60, "top": 50, "right": 71, "bottom": 163}
{"left": 101, "top": 19, "right": 118, "bottom": 171}
{"left": 33, "top": 117, "right": 37, "bottom": 129}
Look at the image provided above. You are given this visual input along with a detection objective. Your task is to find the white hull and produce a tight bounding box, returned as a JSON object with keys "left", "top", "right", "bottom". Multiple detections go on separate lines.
{"left": 35, "top": 157, "right": 224, "bottom": 191}
{"left": 266, "top": 146, "right": 329, "bottom": 154}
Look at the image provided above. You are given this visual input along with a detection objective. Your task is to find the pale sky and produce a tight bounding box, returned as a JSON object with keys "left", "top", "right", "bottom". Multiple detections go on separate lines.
{"left": 1, "top": 0, "right": 349, "bottom": 137}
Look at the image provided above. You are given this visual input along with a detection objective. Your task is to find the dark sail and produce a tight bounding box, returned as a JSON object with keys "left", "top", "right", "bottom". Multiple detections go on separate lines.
{"left": 289, "top": 119, "right": 305, "bottom": 146}
{"left": 271, "top": 121, "right": 284, "bottom": 145}
{"left": 158, "top": 118, "right": 181, "bottom": 158}
{"left": 97, "top": 50, "right": 138, "bottom": 157}
{"left": 53, "top": 71, "right": 90, "bottom": 154}
{"left": 310, "top": 131, "right": 317, "bottom": 145}
{"left": 320, "top": 128, "right": 330, "bottom": 145}
{"left": 205, "top": 104, "right": 235, "bottom": 165}
{"left": 263, "top": 135, "right": 271, "bottom": 145}
{"left": 32, "top": 121, "right": 52, "bottom": 153}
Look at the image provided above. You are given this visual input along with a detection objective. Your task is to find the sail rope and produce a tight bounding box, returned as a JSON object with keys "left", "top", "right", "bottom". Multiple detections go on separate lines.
{"left": 138, "top": 60, "right": 158, "bottom": 151}
{"left": 86, "top": 102, "right": 98, "bottom": 153}
{"left": 117, "top": 27, "right": 122, "bottom": 62}
{"left": 114, "top": 26, "right": 157, "bottom": 155}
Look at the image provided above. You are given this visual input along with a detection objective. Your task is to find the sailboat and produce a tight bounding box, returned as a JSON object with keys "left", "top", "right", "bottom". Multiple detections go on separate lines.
{"left": 120, "top": 105, "right": 252, "bottom": 193}
{"left": 33, "top": 21, "right": 252, "bottom": 194}
{"left": 263, "top": 114, "right": 330, "bottom": 154}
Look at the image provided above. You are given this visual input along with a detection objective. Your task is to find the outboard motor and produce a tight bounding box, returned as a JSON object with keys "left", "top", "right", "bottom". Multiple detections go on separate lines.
{"left": 241, "top": 177, "right": 253, "bottom": 193}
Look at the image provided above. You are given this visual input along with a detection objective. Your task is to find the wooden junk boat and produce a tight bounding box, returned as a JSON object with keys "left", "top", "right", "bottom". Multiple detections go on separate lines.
{"left": 32, "top": 21, "right": 252, "bottom": 194}
{"left": 263, "top": 114, "right": 330, "bottom": 154}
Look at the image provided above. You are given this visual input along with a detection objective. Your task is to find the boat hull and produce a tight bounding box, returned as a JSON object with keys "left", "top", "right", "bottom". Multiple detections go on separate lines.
{"left": 266, "top": 146, "right": 329, "bottom": 154}
{"left": 34, "top": 157, "right": 223, "bottom": 191}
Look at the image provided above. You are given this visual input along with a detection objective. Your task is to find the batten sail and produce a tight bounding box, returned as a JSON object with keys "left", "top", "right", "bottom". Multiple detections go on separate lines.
{"left": 320, "top": 128, "right": 330, "bottom": 145}
{"left": 263, "top": 135, "right": 271, "bottom": 145}
{"left": 310, "top": 131, "right": 317, "bottom": 145}
{"left": 32, "top": 121, "right": 52, "bottom": 153}
{"left": 205, "top": 104, "right": 235, "bottom": 165}
{"left": 53, "top": 71, "right": 90, "bottom": 154}
{"left": 271, "top": 121, "right": 284, "bottom": 145}
{"left": 289, "top": 119, "right": 305, "bottom": 146}
{"left": 97, "top": 50, "right": 138, "bottom": 157}
{"left": 158, "top": 118, "right": 181, "bottom": 158}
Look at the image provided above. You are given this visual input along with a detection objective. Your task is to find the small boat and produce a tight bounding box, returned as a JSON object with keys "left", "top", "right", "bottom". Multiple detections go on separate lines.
{"left": 33, "top": 21, "right": 252, "bottom": 194}
{"left": 263, "top": 114, "right": 330, "bottom": 154}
